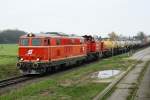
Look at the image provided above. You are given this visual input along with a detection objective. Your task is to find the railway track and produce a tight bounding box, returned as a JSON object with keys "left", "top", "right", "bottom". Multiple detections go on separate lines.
{"left": 0, "top": 75, "right": 35, "bottom": 88}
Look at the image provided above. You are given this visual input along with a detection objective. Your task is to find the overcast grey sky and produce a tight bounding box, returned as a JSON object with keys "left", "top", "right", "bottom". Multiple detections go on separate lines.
{"left": 0, "top": 0, "right": 149, "bottom": 36}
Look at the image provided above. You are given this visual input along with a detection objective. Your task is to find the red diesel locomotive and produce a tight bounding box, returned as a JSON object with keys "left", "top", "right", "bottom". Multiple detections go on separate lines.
{"left": 17, "top": 32, "right": 102, "bottom": 74}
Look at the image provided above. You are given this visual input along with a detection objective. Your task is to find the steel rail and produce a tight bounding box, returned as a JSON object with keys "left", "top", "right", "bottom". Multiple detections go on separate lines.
{"left": 0, "top": 75, "right": 34, "bottom": 88}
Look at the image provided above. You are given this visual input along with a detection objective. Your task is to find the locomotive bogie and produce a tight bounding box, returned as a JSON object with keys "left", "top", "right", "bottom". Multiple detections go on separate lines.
{"left": 17, "top": 55, "right": 86, "bottom": 74}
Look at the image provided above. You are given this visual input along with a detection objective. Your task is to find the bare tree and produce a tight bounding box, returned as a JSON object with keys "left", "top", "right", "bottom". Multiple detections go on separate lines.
{"left": 108, "top": 32, "right": 118, "bottom": 40}
{"left": 136, "top": 31, "right": 146, "bottom": 42}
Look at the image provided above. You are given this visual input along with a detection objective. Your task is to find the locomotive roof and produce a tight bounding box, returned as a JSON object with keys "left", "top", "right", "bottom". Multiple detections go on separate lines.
{"left": 20, "top": 32, "right": 84, "bottom": 39}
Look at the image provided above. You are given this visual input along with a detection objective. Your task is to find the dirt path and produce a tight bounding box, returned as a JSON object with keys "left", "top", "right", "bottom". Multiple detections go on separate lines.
{"left": 107, "top": 47, "right": 150, "bottom": 100}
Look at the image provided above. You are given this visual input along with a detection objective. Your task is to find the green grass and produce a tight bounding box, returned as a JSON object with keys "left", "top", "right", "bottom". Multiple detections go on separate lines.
{"left": 0, "top": 53, "right": 137, "bottom": 100}
{"left": 0, "top": 44, "right": 18, "bottom": 56}
{"left": 0, "top": 44, "right": 20, "bottom": 80}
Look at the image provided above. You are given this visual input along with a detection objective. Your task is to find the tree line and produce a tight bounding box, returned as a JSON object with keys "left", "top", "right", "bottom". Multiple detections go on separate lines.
{"left": 108, "top": 31, "right": 147, "bottom": 41}
{"left": 0, "top": 29, "right": 26, "bottom": 44}
{"left": 0, "top": 29, "right": 148, "bottom": 44}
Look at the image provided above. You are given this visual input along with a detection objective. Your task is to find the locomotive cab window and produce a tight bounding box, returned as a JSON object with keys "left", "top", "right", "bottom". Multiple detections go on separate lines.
{"left": 32, "top": 38, "right": 41, "bottom": 46}
{"left": 20, "top": 38, "right": 29, "bottom": 46}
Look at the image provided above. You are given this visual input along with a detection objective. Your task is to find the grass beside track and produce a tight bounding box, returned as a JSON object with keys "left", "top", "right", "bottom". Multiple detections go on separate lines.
{"left": 0, "top": 54, "right": 137, "bottom": 100}
{"left": 0, "top": 44, "right": 20, "bottom": 80}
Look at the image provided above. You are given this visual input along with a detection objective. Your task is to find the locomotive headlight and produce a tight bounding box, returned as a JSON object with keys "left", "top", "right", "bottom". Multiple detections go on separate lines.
{"left": 36, "top": 58, "right": 40, "bottom": 61}
{"left": 20, "top": 58, "right": 24, "bottom": 61}
{"left": 29, "top": 33, "right": 32, "bottom": 37}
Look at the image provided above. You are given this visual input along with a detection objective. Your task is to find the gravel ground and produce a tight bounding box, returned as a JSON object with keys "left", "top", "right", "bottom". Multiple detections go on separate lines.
{"left": 132, "top": 47, "right": 150, "bottom": 100}
{"left": 131, "top": 47, "right": 150, "bottom": 61}
{"left": 107, "top": 47, "right": 150, "bottom": 100}
{"left": 134, "top": 66, "right": 150, "bottom": 99}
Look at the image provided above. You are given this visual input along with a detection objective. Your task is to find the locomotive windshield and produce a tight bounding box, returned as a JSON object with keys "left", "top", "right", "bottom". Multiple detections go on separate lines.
{"left": 20, "top": 38, "right": 29, "bottom": 46}
{"left": 32, "top": 38, "right": 41, "bottom": 46}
